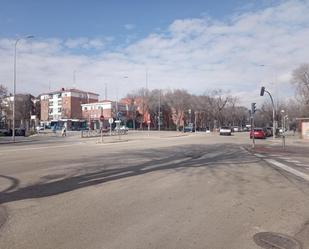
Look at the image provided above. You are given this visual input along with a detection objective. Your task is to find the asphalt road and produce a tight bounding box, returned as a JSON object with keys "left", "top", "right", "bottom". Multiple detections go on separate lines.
{"left": 1, "top": 132, "right": 309, "bottom": 249}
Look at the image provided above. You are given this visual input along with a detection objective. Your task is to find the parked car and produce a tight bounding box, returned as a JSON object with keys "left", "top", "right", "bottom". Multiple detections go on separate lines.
{"left": 184, "top": 126, "right": 195, "bottom": 132}
{"left": 219, "top": 127, "right": 232, "bottom": 135}
{"left": 232, "top": 126, "right": 240, "bottom": 132}
{"left": 265, "top": 127, "right": 273, "bottom": 137}
{"left": 15, "top": 128, "right": 26, "bottom": 136}
{"left": 0, "top": 128, "right": 10, "bottom": 136}
{"left": 36, "top": 126, "right": 44, "bottom": 132}
{"left": 250, "top": 128, "right": 266, "bottom": 139}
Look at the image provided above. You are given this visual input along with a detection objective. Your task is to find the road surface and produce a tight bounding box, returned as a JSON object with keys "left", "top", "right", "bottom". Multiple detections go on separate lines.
{"left": 1, "top": 132, "right": 309, "bottom": 249}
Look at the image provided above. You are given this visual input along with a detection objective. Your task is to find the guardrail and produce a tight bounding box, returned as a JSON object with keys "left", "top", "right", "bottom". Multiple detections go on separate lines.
{"left": 81, "top": 129, "right": 127, "bottom": 138}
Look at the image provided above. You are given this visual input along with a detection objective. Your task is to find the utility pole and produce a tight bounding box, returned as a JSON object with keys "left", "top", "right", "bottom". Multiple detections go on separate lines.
{"left": 251, "top": 103, "right": 257, "bottom": 149}
{"left": 104, "top": 83, "right": 107, "bottom": 100}
{"left": 260, "top": 86, "right": 276, "bottom": 139}
{"left": 87, "top": 92, "right": 91, "bottom": 135}
{"left": 194, "top": 111, "right": 197, "bottom": 133}
{"left": 12, "top": 35, "right": 34, "bottom": 142}
{"left": 158, "top": 89, "right": 161, "bottom": 131}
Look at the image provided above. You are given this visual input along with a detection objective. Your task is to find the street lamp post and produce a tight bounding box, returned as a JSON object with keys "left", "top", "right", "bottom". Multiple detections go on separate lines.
{"left": 280, "top": 110, "right": 287, "bottom": 149}
{"left": 158, "top": 89, "right": 161, "bottom": 131}
{"left": 12, "top": 35, "right": 34, "bottom": 142}
{"left": 260, "top": 86, "right": 276, "bottom": 139}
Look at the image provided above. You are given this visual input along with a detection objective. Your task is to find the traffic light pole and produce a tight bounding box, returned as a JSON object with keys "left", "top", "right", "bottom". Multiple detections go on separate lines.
{"left": 250, "top": 103, "right": 257, "bottom": 149}
{"left": 260, "top": 87, "right": 276, "bottom": 139}
{"left": 251, "top": 114, "right": 255, "bottom": 149}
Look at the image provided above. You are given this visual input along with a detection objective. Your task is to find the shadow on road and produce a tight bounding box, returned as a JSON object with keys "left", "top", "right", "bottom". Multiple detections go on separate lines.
{"left": 0, "top": 144, "right": 261, "bottom": 205}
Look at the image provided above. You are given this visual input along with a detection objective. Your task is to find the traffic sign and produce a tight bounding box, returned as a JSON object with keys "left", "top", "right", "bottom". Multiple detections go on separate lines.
{"left": 100, "top": 115, "right": 104, "bottom": 121}
{"left": 117, "top": 112, "right": 123, "bottom": 118}
{"left": 108, "top": 118, "right": 114, "bottom": 124}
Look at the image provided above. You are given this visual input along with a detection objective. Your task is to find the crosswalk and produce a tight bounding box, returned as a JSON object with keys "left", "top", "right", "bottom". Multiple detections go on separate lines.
{"left": 253, "top": 152, "right": 309, "bottom": 182}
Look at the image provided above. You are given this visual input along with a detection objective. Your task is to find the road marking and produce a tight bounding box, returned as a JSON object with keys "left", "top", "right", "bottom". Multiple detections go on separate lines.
{"left": 265, "top": 158, "right": 309, "bottom": 182}
{"left": 239, "top": 146, "right": 247, "bottom": 151}
{"left": 296, "top": 163, "right": 309, "bottom": 168}
{"left": 254, "top": 153, "right": 266, "bottom": 158}
{"left": 285, "top": 160, "right": 301, "bottom": 163}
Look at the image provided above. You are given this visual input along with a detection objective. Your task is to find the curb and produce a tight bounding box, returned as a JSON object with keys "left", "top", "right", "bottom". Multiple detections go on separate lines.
{"left": 95, "top": 139, "right": 129, "bottom": 144}
{"left": 0, "top": 139, "right": 39, "bottom": 145}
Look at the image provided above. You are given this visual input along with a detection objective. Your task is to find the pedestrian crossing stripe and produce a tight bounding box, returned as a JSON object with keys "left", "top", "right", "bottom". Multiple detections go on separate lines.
{"left": 254, "top": 154, "right": 265, "bottom": 158}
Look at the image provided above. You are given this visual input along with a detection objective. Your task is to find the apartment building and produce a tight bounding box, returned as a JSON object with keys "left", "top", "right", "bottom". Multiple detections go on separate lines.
{"left": 0, "top": 94, "right": 38, "bottom": 130}
{"left": 40, "top": 88, "right": 99, "bottom": 129}
{"left": 81, "top": 100, "right": 129, "bottom": 129}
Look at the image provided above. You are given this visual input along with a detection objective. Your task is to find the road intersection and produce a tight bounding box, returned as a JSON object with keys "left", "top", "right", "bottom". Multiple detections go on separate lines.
{"left": 1, "top": 132, "right": 309, "bottom": 249}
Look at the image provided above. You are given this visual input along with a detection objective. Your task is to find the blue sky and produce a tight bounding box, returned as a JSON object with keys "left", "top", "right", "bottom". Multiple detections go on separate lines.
{"left": 1, "top": 0, "right": 272, "bottom": 47}
{"left": 0, "top": 0, "right": 308, "bottom": 106}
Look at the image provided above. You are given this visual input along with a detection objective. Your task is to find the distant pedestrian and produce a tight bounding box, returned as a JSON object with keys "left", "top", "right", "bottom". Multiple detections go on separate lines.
{"left": 52, "top": 126, "right": 56, "bottom": 134}
{"left": 61, "top": 126, "right": 66, "bottom": 137}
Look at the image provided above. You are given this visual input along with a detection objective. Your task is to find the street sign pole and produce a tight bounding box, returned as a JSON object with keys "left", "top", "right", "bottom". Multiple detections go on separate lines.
{"left": 115, "top": 120, "right": 121, "bottom": 140}
{"left": 147, "top": 120, "right": 150, "bottom": 136}
{"left": 99, "top": 115, "right": 104, "bottom": 143}
{"left": 252, "top": 115, "right": 255, "bottom": 149}
{"left": 100, "top": 128, "right": 103, "bottom": 143}
{"left": 108, "top": 118, "right": 113, "bottom": 136}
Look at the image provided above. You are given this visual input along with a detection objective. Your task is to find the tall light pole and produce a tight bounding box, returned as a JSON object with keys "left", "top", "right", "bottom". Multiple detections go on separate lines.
{"left": 13, "top": 35, "right": 34, "bottom": 142}
{"left": 158, "top": 89, "right": 161, "bottom": 131}
{"left": 260, "top": 86, "right": 276, "bottom": 139}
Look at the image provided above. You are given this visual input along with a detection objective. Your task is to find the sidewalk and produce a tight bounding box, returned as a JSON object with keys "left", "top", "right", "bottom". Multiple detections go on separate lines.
{"left": 246, "top": 136, "right": 309, "bottom": 156}
{"left": 0, "top": 136, "right": 39, "bottom": 144}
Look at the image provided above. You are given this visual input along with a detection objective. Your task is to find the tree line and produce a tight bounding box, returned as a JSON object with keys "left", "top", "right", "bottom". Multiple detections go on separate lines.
{"left": 1, "top": 63, "right": 308, "bottom": 131}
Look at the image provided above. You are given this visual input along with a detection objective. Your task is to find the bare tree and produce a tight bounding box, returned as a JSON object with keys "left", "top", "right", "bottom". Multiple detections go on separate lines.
{"left": 206, "top": 90, "right": 231, "bottom": 128}
{"left": 165, "top": 89, "right": 191, "bottom": 131}
{"left": 291, "top": 63, "right": 309, "bottom": 115}
{"left": 0, "top": 84, "right": 8, "bottom": 127}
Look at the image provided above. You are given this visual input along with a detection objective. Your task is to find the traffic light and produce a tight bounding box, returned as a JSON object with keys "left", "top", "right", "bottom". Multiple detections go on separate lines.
{"left": 260, "top": 86, "right": 265, "bottom": 96}
{"left": 251, "top": 103, "right": 257, "bottom": 114}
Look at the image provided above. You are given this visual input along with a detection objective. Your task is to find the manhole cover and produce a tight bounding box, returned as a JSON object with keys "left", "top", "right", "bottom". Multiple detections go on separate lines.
{"left": 253, "top": 232, "right": 302, "bottom": 249}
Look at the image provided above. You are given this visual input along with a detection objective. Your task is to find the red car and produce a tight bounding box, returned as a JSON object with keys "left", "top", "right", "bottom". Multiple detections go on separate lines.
{"left": 250, "top": 128, "right": 266, "bottom": 139}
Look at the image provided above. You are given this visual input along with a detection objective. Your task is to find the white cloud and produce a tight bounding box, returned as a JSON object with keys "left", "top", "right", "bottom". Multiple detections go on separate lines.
{"left": 64, "top": 37, "right": 108, "bottom": 50}
{"left": 124, "top": 24, "right": 136, "bottom": 30}
{"left": 0, "top": 0, "right": 308, "bottom": 107}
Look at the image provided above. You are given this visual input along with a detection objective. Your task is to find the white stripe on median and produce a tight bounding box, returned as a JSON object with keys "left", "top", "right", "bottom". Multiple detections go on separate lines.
{"left": 265, "top": 158, "right": 309, "bottom": 182}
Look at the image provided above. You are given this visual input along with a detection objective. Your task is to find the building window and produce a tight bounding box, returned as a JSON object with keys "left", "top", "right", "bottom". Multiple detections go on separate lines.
{"left": 58, "top": 108, "right": 62, "bottom": 113}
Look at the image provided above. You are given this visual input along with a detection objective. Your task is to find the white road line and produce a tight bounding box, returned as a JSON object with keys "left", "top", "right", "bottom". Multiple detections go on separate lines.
{"left": 285, "top": 160, "right": 301, "bottom": 163}
{"left": 239, "top": 146, "right": 247, "bottom": 152}
{"left": 254, "top": 153, "right": 266, "bottom": 158}
{"left": 296, "top": 163, "right": 309, "bottom": 168}
{"left": 265, "top": 158, "right": 309, "bottom": 182}
{"left": 272, "top": 154, "right": 284, "bottom": 157}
